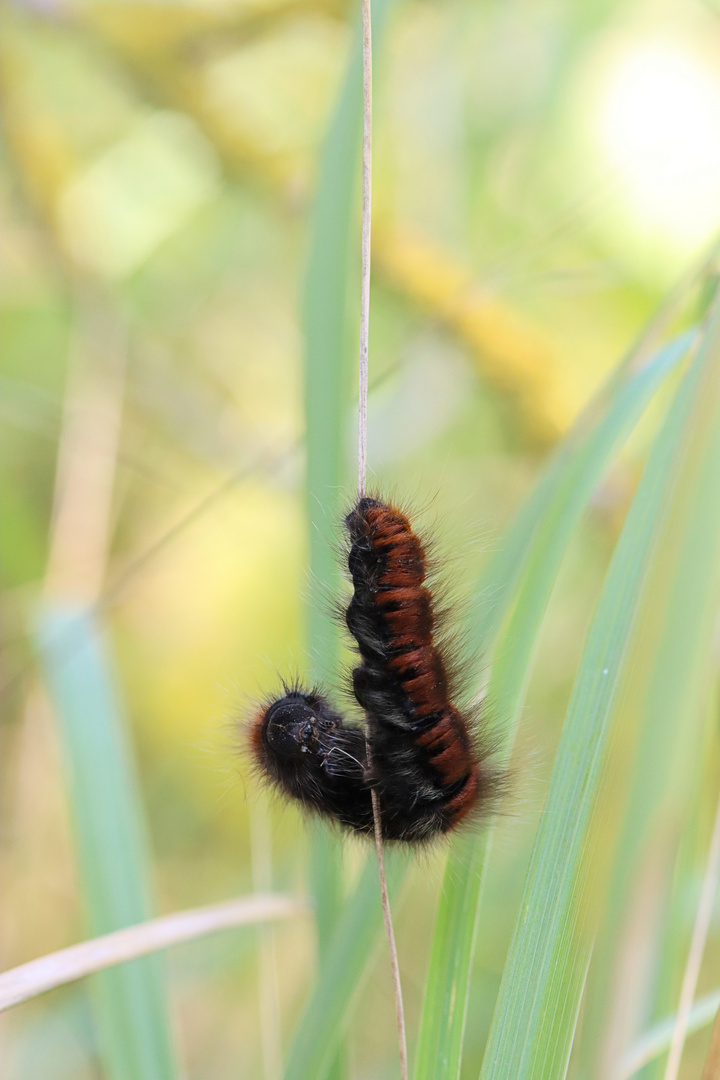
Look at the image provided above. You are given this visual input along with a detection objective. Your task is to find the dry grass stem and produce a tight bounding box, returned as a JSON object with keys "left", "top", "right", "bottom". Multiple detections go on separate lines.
{"left": 357, "top": 2, "right": 408, "bottom": 1075}
{"left": 0, "top": 894, "right": 308, "bottom": 1012}
{"left": 357, "top": 0, "right": 372, "bottom": 500}
{"left": 44, "top": 292, "right": 126, "bottom": 605}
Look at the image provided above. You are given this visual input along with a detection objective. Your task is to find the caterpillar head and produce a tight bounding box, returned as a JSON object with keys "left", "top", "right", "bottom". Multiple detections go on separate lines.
{"left": 261, "top": 694, "right": 320, "bottom": 760}
{"left": 245, "top": 686, "right": 371, "bottom": 830}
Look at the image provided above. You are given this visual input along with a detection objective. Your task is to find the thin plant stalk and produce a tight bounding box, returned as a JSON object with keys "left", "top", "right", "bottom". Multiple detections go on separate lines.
{"left": 37, "top": 292, "right": 179, "bottom": 1080}
{"left": 357, "top": 0, "right": 408, "bottom": 1076}
{"left": 357, "top": 0, "right": 371, "bottom": 500}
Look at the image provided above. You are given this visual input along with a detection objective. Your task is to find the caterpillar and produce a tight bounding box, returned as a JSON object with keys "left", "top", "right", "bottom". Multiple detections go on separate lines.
{"left": 248, "top": 496, "right": 502, "bottom": 841}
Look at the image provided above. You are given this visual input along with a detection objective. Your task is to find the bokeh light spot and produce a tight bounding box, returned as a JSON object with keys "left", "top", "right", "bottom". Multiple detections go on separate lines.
{"left": 598, "top": 40, "right": 720, "bottom": 246}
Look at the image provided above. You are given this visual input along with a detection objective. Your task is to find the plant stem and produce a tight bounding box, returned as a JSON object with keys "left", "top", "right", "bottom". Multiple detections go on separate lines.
{"left": 358, "top": 2, "right": 408, "bottom": 1076}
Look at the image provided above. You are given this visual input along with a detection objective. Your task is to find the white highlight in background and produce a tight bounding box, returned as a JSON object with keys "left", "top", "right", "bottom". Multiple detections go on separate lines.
{"left": 598, "top": 40, "right": 720, "bottom": 247}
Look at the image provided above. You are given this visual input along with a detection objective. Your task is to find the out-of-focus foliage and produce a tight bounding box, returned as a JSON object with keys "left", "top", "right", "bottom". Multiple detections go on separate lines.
{"left": 2, "top": 0, "right": 720, "bottom": 1078}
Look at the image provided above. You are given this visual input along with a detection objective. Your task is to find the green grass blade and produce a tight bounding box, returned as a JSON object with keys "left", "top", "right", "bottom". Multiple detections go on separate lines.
{"left": 478, "top": 299, "right": 720, "bottom": 1080}
{"left": 283, "top": 853, "right": 408, "bottom": 1080}
{"left": 463, "top": 328, "right": 695, "bottom": 655}
{"left": 34, "top": 606, "right": 178, "bottom": 1080}
{"left": 302, "top": 14, "right": 361, "bottom": 967}
{"left": 301, "top": 3, "right": 396, "bottom": 1075}
{"left": 303, "top": 8, "right": 369, "bottom": 693}
{"left": 580, "top": 415, "right": 720, "bottom": 1073}
{"left": 630, "top": 715, "right": 720, "bottom": 1080}
{"left": 414, "top": 331, "right": 693, "bottom": 1080}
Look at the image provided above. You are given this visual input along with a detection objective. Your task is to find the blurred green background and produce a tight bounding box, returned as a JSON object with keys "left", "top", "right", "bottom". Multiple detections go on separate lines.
{"left": 2, "top": 0, "right": 720, "bottom": 1077}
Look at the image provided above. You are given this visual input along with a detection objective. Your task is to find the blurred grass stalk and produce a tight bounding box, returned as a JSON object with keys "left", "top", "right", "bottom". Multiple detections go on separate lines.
{"left": 249, "top": 797, "right": 283, "bottom": 1080}
{"left": 33, "top": 292, "right": 179, "bottom": 1080}
{"left": 619, "top": 987, "right": 720, "bottom": 1079}
{"left": 0, "top": 894, "right": 307, "bottom": 1012}
{"left": 301, "top": 2, "right": 395, "bottom": 1078}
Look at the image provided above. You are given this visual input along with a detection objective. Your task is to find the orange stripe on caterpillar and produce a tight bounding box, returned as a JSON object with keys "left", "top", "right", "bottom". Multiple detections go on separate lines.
{"left": 345, "top": 496, "right": 504, "bottom": 838}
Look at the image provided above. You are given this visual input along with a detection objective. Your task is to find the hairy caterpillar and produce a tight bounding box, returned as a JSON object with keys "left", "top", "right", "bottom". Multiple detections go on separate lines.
{"left": 248, "top": 497, "right": 503, "bottom": 841}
